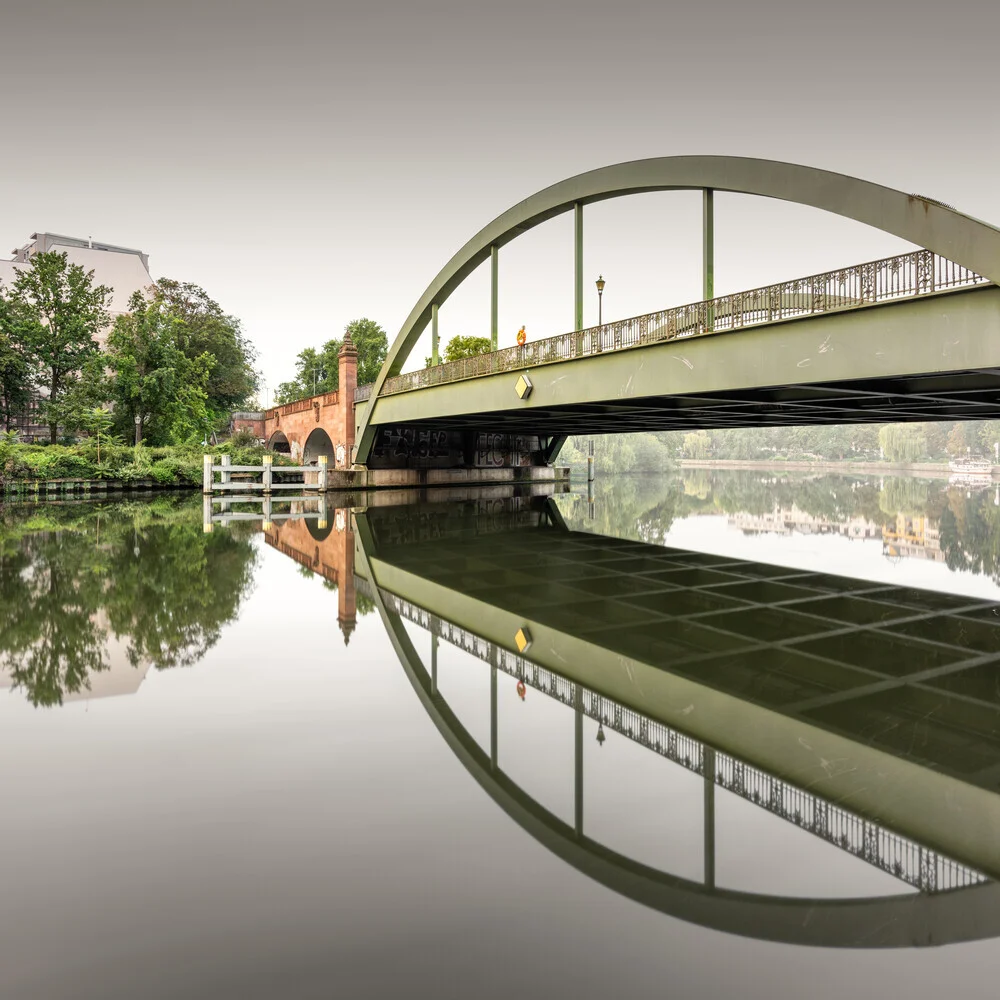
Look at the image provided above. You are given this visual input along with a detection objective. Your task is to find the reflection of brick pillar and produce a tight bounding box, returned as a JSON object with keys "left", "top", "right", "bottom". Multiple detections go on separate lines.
{"left": 338, "top": 523, "right": 357, "bottom": 645}
{"left": 338, "top": 331, "right": 358, "bottom": 467}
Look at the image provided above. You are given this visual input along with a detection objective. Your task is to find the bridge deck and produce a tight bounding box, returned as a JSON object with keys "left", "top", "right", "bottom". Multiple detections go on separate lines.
{"left": 362, "top": 282, "right": 1000, "bottom": 436}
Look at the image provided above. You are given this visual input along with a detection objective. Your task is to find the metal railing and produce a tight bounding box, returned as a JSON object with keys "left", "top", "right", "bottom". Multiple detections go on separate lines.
{"left": 362, "top": 250, "right": 988, "bottom": 400}
{"left": 373, "top": 586, "right": 987, "bottom": 894}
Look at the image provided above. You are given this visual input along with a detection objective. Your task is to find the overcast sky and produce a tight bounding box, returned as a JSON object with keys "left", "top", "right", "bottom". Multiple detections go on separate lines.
{"left": 3, "top": 0, "right": 998, "bottom": 400}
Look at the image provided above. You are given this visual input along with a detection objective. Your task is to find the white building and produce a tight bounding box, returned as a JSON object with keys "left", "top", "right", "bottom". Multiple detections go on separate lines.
{"left": 0, "top": 232, "right": 154, "bottom": 439}
{"left": 0, "top": 232, "right": 154, "bottom": 347}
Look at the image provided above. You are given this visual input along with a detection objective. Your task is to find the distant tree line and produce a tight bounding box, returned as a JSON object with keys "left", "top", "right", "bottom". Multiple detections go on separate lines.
{"left": 555, "top": 420, "right": 1000, "bottom": 476}
{"left": 673, "top": 422, "right": 1000, "bottom": 465}
{"left": 0, "top": 252, "right": 259, "bottom": 445}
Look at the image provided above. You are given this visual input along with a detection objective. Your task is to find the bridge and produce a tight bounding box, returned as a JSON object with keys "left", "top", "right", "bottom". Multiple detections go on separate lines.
{"left": 342, "top": 494, "right": 1000, "bottom": 947}
{"left": 244, "top": 157, "right": 1000, "bottom": 476}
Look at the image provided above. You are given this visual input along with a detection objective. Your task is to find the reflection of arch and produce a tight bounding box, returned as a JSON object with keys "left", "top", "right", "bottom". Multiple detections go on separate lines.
{"left": 357, "top": 156, "right": 1000, "bottom": 461}
{"left": 353, "top": 512, "right": 1000, "bottom": 949}
{"left": 267, "top": 430, "right": 291, "bottom": 454}
{"left": 303, "top": 428, "right": 335, "bottom": 466}
{"left": 307, "top": 519, "right": 333, "bottom": 543}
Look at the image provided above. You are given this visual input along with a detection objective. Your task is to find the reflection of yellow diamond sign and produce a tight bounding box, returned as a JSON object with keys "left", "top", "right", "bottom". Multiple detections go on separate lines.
{"left": 515, "top": 627, "right": 532, "bottom": 653}
{"left": 515, "top": 373, "right": 533, "bottom": 399}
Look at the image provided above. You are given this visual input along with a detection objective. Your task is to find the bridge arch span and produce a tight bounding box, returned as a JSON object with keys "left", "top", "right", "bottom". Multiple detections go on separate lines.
{"left": 267, "top": 430, "right": 291, "bottom": 454}
{"left": 303, "top": 427, "right": 335, "bottom": 466}
{"left": 357, "top": 156, "right": 1000, "bottom": 462}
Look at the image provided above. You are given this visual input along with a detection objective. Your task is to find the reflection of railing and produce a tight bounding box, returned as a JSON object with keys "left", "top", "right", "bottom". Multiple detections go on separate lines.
{"left": 371, "top": 584, "right": 987, "bottom": 895}
{"left": 364, "top": 251, "right": 988, "bottom": 399}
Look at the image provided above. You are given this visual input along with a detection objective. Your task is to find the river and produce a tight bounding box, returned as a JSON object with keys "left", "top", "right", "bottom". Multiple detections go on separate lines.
{"left": 3, "top": 470, "right": 1000, "bottom": 998}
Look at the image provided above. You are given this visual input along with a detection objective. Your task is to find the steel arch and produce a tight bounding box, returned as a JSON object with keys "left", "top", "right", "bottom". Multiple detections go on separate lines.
{"left": 356, "top": 156, "right": 1000, "bottom": 463}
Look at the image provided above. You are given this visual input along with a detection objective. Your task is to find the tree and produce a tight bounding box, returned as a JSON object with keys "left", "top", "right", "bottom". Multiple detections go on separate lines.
{"left": 346, "top": 317, "right": 388, "bottom": 385}
{"left": 946, "top": 422, "right": 974, "bottom": 458}
{"left": 105, "top": 292, "right": 214, "bottom": 444}
{"left": 0, "top": 288, "right": 31, "bottom": 431}
{"left": 154, "top": 279, "right": 258, "bottom": 412}
{"left": 275, "top": 343, "right": 340, "bottom": 404}
{"left": 48, "top": 352, "right": 109, "bottom": 439}
{"left": 11, "top": 252, "right": 111, "bottom": 443}
{"left": 443, "top": 335, "right": 491, "bottom": 363}
{"left": 878, "top": 423, "right": 926, "bottom": 464}
{"left": 274, "top": 319, "right": 388, "bottom": 403}
{"left": 682, "top": 430, "right": 711, "bottom": 459}
{"left": 82, "top": 407, "right": 115, "bottom": 463}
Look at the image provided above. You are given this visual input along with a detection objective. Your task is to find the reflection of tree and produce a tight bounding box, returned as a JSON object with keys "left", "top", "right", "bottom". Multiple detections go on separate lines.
{"left": 879, "top": 478, "right": 929, "bottom": 517}
{"left": 939, "top": 489, "right": 1000, "bottom": 582}
{"left": 0, "top": 537, "right": 109, "bottom": 706}
{"left": 102, "top": 520, "right": 258, "bottom": 669}
{"left": 0, "top": 498, "right": 258, "bottom": 704}
{"left": 563, "top": 476, "right": 682, "bottom": 543}
{"left": 678, "top": 471, "right": 892, "bottom": 526}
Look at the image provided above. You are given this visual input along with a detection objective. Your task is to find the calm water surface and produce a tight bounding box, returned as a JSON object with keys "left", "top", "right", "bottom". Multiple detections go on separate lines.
{"left": 4, "top": 471, "right": 1000, "bottom": 998}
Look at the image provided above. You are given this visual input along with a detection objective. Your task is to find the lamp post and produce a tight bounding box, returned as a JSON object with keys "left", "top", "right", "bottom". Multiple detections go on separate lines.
{"left": 595, "top": 275, "right": 605, "bottom": 326}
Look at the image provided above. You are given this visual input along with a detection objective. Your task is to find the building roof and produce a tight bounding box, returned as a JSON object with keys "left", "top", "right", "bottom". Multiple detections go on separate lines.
{"left": 0, "top": 236, "right": 155, "bottom": 319}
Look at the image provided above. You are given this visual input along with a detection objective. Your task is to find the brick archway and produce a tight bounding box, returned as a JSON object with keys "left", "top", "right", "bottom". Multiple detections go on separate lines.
{"left": 267, "top": 430, "right": 291, "bottom": 454}
{"left": 262, "top": 334, "right": 358, "bottom": 467}
{"left": 303, "top": 427, "right": 335, "bottom": 465}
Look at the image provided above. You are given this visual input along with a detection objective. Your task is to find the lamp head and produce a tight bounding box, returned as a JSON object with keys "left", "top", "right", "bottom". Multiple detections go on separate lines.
{"left": 595, "top": 275, "right": 605, "bottom": 294}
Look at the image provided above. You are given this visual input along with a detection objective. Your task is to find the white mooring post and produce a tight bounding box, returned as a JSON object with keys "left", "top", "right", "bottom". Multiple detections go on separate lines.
{"left": 203, "top": 454, "right": 213, "bottom": 494}
{"left": 220, "top": 453, "right": 231, "bottom": 487}
{"left": 318, "top": 454, "right": 328, "bottom": 492}
{"left": 262, "top": 454, "right": 273, "bottom": 494}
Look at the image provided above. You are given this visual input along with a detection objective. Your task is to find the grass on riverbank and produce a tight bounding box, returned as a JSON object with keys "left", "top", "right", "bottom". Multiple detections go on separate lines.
{"left": 0, "top": 435, "right": 288, "bottom": 489}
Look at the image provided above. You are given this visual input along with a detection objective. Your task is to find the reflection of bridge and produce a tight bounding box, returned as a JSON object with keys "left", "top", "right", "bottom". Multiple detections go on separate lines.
{"left": 365, "top": 582, "right": 983, "bottom": 896}
{"left": 341, "top": 496, "right": 1000, "bottom": 947}
{"left": 253, "top": 484, "right": 570, "bottom": 643}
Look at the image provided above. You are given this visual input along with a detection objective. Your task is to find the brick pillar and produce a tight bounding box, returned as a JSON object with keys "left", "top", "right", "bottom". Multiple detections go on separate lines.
{"left": 338, "top": 331, "right": 358, "bottom": 467}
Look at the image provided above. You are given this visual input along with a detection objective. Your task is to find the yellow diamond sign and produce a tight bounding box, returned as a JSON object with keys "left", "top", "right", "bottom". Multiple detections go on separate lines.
{"left": 515, "top": 373, "right": 533, "bottom": 399}
{"left": 515, "top": 627, "right": 532, "bottom": 653}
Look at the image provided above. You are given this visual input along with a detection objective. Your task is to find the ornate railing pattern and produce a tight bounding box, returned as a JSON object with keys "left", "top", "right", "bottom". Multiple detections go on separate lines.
{"left": 372, "top": 586, "right": 986, "bottom": 894}
{"left": 362, "top": 250, "right": 988, "bottom": 400}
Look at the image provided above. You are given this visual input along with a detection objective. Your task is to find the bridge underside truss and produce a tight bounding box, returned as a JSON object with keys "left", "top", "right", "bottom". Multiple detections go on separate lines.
{"left": 376, "top": 369, "right": 1000, "bottom": 439}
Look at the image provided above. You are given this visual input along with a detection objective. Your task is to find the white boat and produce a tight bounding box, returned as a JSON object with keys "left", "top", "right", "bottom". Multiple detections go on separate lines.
{"left": 949, "top": 456, "right": 994, "bottom": 486}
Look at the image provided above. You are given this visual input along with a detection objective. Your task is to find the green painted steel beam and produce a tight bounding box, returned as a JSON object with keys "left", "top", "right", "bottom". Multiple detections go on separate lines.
{"left": 543, "top": 434, "right": 569, "bottom": 464}
{"left": 364, "top": 285, "right": 1000, "bottom": 431}
{"left": 703, "top": 188, "right": 714, "bottom": 301}
{"left": 574, "top": 202, "right": 584, "bottom": 331}
{"left": 355, "top": 155, "right": 1000, "bottom": 464}
{"left": 431, "top": 303, "right": 439, "bottom": 366}
{"left": 490, "top": 245, "right": 498, "bottom": 351}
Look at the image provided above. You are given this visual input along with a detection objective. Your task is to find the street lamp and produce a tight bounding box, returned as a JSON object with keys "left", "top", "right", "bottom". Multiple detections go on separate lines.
{"left": 595, "top": 275, "right": 606, "bottom": 326}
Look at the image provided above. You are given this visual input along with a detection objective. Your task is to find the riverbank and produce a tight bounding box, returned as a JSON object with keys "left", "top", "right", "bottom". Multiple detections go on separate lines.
{"left": 0, "top": 439, "right": 282, "bottom": 493}
{"left": 678, "top": 458, "right": 992, "bottom": 479}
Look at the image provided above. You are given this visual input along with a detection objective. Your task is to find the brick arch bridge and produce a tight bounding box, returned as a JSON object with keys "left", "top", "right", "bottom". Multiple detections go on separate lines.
{"left": 234, "top": 334, "right": 358, "bottom": 467}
